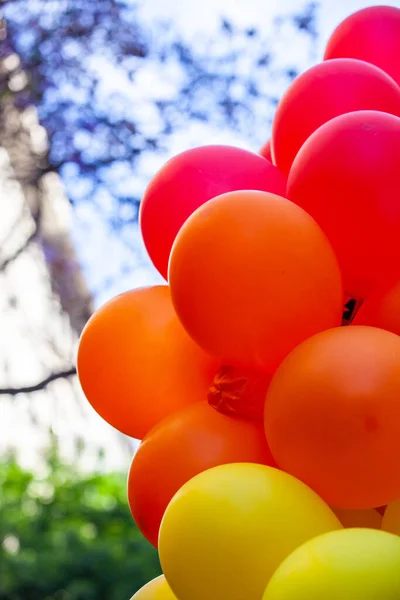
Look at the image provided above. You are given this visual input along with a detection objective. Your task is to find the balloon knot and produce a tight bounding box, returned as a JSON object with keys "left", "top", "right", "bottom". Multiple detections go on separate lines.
{"left": 342, "top": 296, "right": 364, "bottom": 325}
{"left": 207, "top": 365, "right": 272, "bottom": 422}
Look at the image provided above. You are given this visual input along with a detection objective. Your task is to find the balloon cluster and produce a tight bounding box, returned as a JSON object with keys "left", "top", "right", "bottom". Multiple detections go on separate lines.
{"left": 77, "top": 6, "right": 400, "bottom": 600}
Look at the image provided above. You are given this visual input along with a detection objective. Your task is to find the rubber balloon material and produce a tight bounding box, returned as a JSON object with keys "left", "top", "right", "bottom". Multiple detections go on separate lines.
{"left": 353, "top": 279, "right": 400, "bottom": 334}
{"left": 259, "top": 139, "right": 272, "bottom": 162}
{"left": 332, "top": 507, "right": 382, "bottom": 529}
{"left": 271, "top": 58, "right": 400, "bottom": 175}
{"left": 207, "top": 365, "right": 272, "bottom": 422}
{"left": 265, "top": 326, "right": 400, "bottom": 508}
{"left": 131, "top": 576, "right": 177, "bottom": 600}
{"left": 382, "top": 499, "right": 400, "bottom": 536}
{"left": 169, "top": 190, "right": 343, "bottom": 372}
{"left": 140, "top": 145, "right": 286, "bottom": 279}
{"left": 77, "top": 286, "right": 219, "bottom": 439}
{"left": 288, "top": 110, "right": 400, "bottom": 300}
{"left": 128, "top": 401, "right": 275, "bottom": 547}
{"left": 324, "top": 6, "right": 400, "bottom": 86}
{"left": 263, "top": 528, "right": 400, "bottom": 600}
{"left": 159, "top": 463, "right": 341, "bottom": 600}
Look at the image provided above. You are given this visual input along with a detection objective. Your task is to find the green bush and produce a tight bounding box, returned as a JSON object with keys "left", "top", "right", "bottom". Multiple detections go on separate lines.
{"left": 0, "top": 446, "right": 161, "bottom": 600}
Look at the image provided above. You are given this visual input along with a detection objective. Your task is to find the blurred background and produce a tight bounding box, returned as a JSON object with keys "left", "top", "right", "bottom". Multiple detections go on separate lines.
{"left": 0, "top": 0, "right": 398, "bottom": 598}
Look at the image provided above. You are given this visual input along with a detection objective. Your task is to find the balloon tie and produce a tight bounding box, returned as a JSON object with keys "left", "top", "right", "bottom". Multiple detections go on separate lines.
{"left": 207, "top": 365, "right": 271, "bottom": 422}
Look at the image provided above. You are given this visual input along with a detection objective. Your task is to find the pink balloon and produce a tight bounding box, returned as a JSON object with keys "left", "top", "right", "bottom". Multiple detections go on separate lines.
{"left": 325, "top": 6, "right": 400, "bottom": 87}
{"left": 140, "top": 145, "right": 286, "bottom": 280}
{"left": 271, "top": 58, "right": 400, "bottom": 175}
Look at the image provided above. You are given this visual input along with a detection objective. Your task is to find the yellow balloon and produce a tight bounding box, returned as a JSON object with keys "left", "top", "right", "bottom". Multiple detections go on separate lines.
{"left": 159, "top": 463, "right": 342, "bottom": 600}
{"left": 131, "top": 575, "right": 177, "bottom": 600}
{"left": 332, "top": 507, "right": 382, "bottom": 529}
{"left": 263, "top": 528, "right": 400, "bottom": 600}
{"left": 382, "top": 498, "right": 400, "bottom": 536}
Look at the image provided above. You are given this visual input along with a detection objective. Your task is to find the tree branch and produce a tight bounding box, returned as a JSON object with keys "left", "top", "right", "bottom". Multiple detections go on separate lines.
{"left": 0, "top": 367, "right": 77, "bottom": 395}
{"left": 0, "top": 229, "right": 37, "bottom": 271}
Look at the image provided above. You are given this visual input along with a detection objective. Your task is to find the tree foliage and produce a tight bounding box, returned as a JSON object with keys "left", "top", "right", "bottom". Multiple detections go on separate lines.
{"left": 2, "top": 0, "right": 317, "bottom": 226}
{"left": 0, "top": 446, "right": 160, "bottom": 600}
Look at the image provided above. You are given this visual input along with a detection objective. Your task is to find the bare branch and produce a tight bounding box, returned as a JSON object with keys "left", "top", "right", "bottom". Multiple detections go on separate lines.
{"left": 0, "top": 229, "right": 37, "bottom": 270}
{"left": 0, "top": 367, "right": 77, "bottom": 395}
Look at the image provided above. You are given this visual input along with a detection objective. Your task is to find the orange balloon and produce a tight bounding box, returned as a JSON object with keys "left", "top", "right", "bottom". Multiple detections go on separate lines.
{"left": 265, "top": 326, "right": 400, "bottom": 509}
{"left": 169, "top": 190, "right": 343, "bottom": 372}
{"left": 353, "top": 279, "right": 400, "bottom": 334}
{"left": 77, "top": 286, "right": 219, "bottom": 439}
{"left": 128, "top": 401, "right": 275, "bottom": 547}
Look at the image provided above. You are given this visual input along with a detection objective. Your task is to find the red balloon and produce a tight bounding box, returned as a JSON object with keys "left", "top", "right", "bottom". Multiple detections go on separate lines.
{"left": 259, "top": 139, "right": 272, "bottom": 162}
{"left": 128, "top": 401, "right": 275, "bottom": 547}
{"left": 271, "top": 58, "right": 400, "bottom": 175}
{"left": 353, "top": 279, "right": 400, "bottom": 335}
{"left": 324, "top": 6, "right": 400, "bottom": 87}
{"left": 287, "top": 110, "right": 400, "bottom": 300}
{"left": 139, "top": 145, "right": 287, "bottom": 280}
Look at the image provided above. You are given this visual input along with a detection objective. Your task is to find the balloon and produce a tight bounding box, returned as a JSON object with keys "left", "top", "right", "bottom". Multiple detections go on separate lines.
{"left": 265, "top": 326, "right": 400, "bottom": 509}
{"left": 382, "top": 499, "right": 400, "bottom": 536}
{"left": 259, "top": 139, "right": 272, "bottom": 162}
{"left": 353, "top": 279, "right": 400, "bottom": 333}
{"left": 77, "top": 286, "right": 219, "bottom": 439}
{"left": 287, "top": 110, "right": 400, "bottom": 300}
{"left": 169, "top": 190, "right": 343, "bottom": 372}
{"left": 271, "top": 58, "right": 400, "bottom": 175}
{"left": 159, "top": 463, "right": 342, "bottom": 600}
{"left": 128, "top": 401, "right": 275, "bottom": 547}
{"left": 262, "top": 528, "right": 400, "bottom": 600}
{"left": 324, "top": 6, "right": 400, "bottom": 87}
{"left": 207, "top": 365, "right": 272, "bottom": 422}
{"left": 332, "top": 507, "right": 382, "bottom": 529}
{"left": 131, "top": 576, "right": 177, "bottom": 600}
{"left": 140, "top": 145, "right": 287, "bottom": 280}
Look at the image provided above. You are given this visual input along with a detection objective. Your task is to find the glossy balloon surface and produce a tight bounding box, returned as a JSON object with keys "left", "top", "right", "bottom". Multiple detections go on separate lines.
{"left": 159, "top": 463, "right": 341, "bottom": 600}
{"left": 169, "top": 190, "right": 343, "bottom": 371}
{"left": 288, "top": 110, "right": 400, "bottom": 299}
{"left": 77, "top": 286, "right": 219, "bottom": 439}
{"left": 325, "top": 6, "right": 400, "bottom": 86}
{"left": 263, "top": 528, "right": 400, "bottom": 600}
{"left": 272, "top": 58, "right": 400, "bottom": 174}
{"left": 140, "top": 145, "right": 286, "bottom": 279}
{"left": 265, "top": 326, "right": 400, "bottom": 508}
{"left": 128, "top": 401, "right": 275, "bottom": 546}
